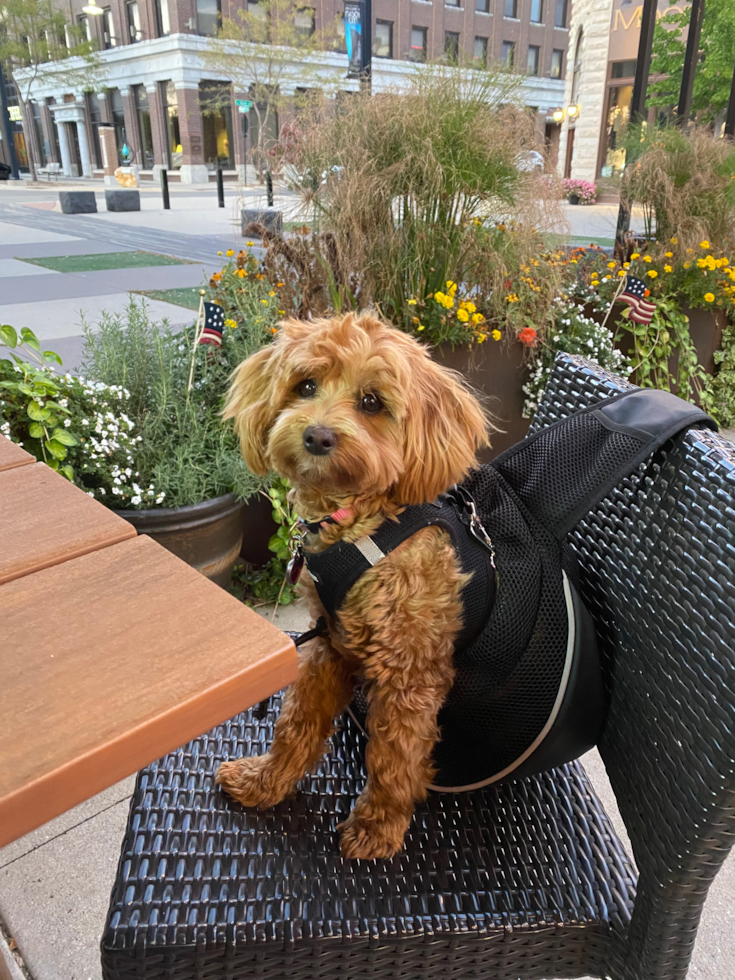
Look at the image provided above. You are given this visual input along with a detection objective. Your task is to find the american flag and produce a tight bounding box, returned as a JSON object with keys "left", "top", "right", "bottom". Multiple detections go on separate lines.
{"left": 620, "top": 275, "right": 657, "bottom": 325}
{"left": 198, "top": 302, "right": 225, "bottom": 347}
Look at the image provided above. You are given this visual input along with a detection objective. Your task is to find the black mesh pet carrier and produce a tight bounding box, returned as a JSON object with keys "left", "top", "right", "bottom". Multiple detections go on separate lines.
{"left": 303, "top": 387, "right": 715, "bottom": 791}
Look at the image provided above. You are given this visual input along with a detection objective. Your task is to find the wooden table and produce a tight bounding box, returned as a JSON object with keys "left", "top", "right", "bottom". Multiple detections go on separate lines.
{"left": 0, "top": 437, "right": 297, "bottom": 849}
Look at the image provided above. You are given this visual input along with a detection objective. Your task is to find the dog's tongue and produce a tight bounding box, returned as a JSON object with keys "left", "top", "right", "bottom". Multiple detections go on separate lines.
{"left": 327, "top": 507, "right": 353, "bottom": 524}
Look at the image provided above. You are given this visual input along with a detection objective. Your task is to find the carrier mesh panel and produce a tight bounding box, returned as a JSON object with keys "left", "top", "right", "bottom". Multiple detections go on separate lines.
{"left": 496, "top": 410, "right": 644, "bottom": 539}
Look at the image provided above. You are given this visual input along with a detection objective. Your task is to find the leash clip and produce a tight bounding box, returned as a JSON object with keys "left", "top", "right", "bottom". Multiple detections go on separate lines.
{"left": 465, "top": 497, "right": 497, "bottom": 571}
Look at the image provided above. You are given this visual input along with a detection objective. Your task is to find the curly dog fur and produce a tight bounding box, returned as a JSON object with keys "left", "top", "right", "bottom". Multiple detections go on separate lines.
{"left": 217, "top": 311, "right": 490, "bottom": 858}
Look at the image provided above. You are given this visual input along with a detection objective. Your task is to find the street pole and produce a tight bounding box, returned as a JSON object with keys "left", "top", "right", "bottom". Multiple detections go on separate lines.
{"left": 361, "top": 0, "right": 372, "bottom": 94}
{"left": 216, "top": 165, "right": 225, "bottom": 208}
{"left": 615, "top": 0, "right": 657, "bottom": 256}
{"left": 724, "top": 60, "right": 735, "bottom": 137}
{"left": 676, "top": 0, "right": 705, "bottom": 125}
{"left": 0, "top": 61, "right": 20, "bottom": 180}
{"left": 160, "top": 167, "right": 170, "bottom": 209}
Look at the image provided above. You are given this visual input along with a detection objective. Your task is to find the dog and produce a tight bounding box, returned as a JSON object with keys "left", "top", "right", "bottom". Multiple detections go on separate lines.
{"left": 217, "top": 311, "right": 489, "bottom": 859}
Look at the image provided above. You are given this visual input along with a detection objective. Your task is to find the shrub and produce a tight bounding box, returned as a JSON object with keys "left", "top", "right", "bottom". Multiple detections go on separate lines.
{"left": 562, "top": 178, "right": 597, "bottom": 204}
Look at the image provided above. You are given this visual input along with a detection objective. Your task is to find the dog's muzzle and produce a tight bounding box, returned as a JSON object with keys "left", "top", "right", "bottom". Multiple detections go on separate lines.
{"left": 303, "top": 425, "right": 338, "bottom": 456}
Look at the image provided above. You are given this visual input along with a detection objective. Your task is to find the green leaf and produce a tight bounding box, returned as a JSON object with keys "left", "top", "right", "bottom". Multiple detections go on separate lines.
{"left": 60, "top": 464, "right": 74, "bottom": 481}
{"left": 18, "top": 383, "right": 36, "bottom": 396}
{"left": 27, "top": 401, "right": 49, "bottom": 421}
{"left": 45, "top": 439, "right": 68, "bottom": 461}
{"left": 267, "top": 532, "right": 283, "bottom": 552}
{"left": 43, "top": 351, "right": 63, "bottom": 366}
{"left": 0, "top": 325, "right": 18, "bottom": 348}
{"left": 28, "top": 422, "right": 45, "bottom": 438}
{"left": 46, "top": 458, "right": 59, "bottom": 471}
{"left": 45, "top": 415, "right": 59, "bottom": 428}
{"left": 20, "top": 328, "right": 40, "bottom": 353}
{"left": 51, "top": 427, "right": 78, "bottom": 446}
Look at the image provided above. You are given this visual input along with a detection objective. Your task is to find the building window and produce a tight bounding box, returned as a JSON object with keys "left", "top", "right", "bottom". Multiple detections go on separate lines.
{"left": 200, "top": 80, "right": 234, "bottom": 169}
{"left": 46, "top": 97, "right": 61, "bottom": 163}
{"left": 473, "top": 36, "right": 487, "bottom": 67}
{"left": 126, "top": 2, "right": 142, "bottom": 42}
{"left": 550, "top": 49, "right": 563, "bottom": 77}
{"left": 85, "top": 93, "right": 102, "bottom": 168}
{"left": 163, "top": 81, "right": 182, "bottom": 169}
{"left": 611, "top": 59, "right": 637, "bottom": 79}
{"left": 77, "top": 14, "right": 92, "bottom": 41}
{"left": 476, "top": 0, "right": 490, "bottom": 11}
{"left": 504, "top": 0, "right": 517, "bottom": 18}
{"left": 502, "top": 40, "right": 515, "bottom": 66}
{"left": 530, "top": 0, "right": 543, "bottom": 22}
{"left": 409, "top": 26, "right": 427, "bottom": 62}
{"left": 294, "top": 7, "right": 315, "bottom": 39}
{"left": 109, "top": 88, "right": 127, "bottom": 164}
{"left": 527, "top": 45, "right": 539, "bottom": 74}
{"left": 335, "top": 12, "right": 347, "bottom": 52}
{"left": 446, "top": 0, "right": 460, "bottom": 7}
{"left": 444, "top": 31, "right": 460, "bottom": 63}
{"left": 555, "top": 0, "right": 568, "bottom": 28}
{"left": 102, "top": 8, "right": 117, "bottom": 47}
{"left": 374, "top": 21, "right": 392, "bottom": 58}
{"left": 155, "top": 0, "right": 171, "bottom": 36}
{"left": 197, "top": 0, "right": 221, "bottom": 36}
{"left": 133, "top": 86, "right": 154, "bottom": 169}
{"left": 30, "top": 102, "right": 48, "bottom": 167}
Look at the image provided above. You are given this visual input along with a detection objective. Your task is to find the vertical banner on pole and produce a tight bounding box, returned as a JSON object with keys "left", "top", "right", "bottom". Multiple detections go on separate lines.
{"left": 344, "top": 1, "right": 363, "bottom": 78}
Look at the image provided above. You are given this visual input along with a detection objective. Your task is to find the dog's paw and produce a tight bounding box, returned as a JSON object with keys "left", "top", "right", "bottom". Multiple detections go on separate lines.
{"left": 215, "top": 754, "right": 291, "bottom": 809}
{"left": 338, "top": 810, "right": 407, "bottom": 860}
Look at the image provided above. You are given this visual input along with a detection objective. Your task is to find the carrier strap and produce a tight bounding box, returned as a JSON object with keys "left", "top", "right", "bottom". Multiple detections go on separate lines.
{"left": 491, "top": 387, "right": 717, "bottom": 540}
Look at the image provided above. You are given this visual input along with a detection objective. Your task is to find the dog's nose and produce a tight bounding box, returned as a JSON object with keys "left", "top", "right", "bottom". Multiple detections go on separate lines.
{"left": 303, "top": 425, "right": 338, "bottom": 456}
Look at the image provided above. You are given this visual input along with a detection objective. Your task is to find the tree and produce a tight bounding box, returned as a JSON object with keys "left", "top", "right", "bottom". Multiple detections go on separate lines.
{"left": 648, "top": 0, "right": 735, "bottom": 123}
{"left": 200, "top": 0, "right": 344, "bottom": 181}
{"left": 0, "top": 0, "right": 102, "bottom": 180}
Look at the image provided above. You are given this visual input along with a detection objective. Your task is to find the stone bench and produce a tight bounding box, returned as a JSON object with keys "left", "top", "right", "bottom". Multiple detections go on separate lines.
{"left": 59, "top": 191, "right": 97, "bottom": 214}
{"left": 105, "top": 189, "right": 141, "bottom": 212}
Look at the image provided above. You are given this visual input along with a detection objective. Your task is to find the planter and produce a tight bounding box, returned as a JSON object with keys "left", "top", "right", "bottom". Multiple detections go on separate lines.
{"left": 113, "top": 493, "right": 245, "bottom": 588}
{"left": 240, "top": 492, "right": 278, "bottom": 567}
{"left": 432, "top": 340, "right": 531, "bottom": 462}
{"left": 568, "top": 194, "right": 580, "bottom": 206}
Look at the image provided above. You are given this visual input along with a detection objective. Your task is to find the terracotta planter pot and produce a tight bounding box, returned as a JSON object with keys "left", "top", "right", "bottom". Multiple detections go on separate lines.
{"left": 113, "top": 493, "right": 245, "bottom": 588}
{"left": 240, "top": 493, "right": 278, "bottom": 567}
{"left": 432, "top": 340, "right": 532, "bottom": 462}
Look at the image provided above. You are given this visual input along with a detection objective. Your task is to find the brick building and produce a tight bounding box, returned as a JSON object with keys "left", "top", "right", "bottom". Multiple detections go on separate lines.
{"left": 10, "top": 0, "right": 569, "bottom": 183}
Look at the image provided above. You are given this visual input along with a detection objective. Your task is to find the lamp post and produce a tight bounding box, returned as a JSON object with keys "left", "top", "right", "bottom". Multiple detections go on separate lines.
{"left": 0, "top": 61, "right": 20, "bottom": 180}
{"left": 676, "top": 0, "right": 705, "bottom": 125}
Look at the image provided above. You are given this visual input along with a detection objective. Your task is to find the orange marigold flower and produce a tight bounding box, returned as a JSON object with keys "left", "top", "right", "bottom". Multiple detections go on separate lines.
{"left": 518, "top": 327, "right": 537, "bottom": 346}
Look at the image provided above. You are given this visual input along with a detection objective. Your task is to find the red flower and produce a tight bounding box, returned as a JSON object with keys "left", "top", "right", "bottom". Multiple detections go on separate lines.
{"left": 518, "top": 327, "right": 538, "bottom": 346}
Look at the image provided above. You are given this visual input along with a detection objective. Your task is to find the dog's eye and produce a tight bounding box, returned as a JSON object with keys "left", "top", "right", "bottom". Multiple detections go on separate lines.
{"left": 296, "top": 378, "right": 317, "bottom": 398}
{"left": 360, "top": 392, "right": 383, "bottom": 415}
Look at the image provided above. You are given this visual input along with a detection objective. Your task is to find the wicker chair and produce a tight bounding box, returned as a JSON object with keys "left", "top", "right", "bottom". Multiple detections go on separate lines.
{"left": 101, "top": 354, "right": 735, "bottom": 980}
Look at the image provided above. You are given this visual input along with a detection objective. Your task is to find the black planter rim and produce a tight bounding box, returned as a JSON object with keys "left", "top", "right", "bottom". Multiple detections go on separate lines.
{"left": 111, "top": 492, "right": 246, "bottom": 534}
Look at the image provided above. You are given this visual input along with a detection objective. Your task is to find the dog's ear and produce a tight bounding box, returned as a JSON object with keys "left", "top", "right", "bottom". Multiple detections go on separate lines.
{"left": 396, "top": 352, "right": 489, "bottom": 505}
{"left": 223, "top": 344, "right": 278, "bottom": 476}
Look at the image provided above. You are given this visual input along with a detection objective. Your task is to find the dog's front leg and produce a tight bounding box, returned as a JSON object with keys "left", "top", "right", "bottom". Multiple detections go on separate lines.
{"left": 217, "top": 635, "right": 354, "bottom": 808}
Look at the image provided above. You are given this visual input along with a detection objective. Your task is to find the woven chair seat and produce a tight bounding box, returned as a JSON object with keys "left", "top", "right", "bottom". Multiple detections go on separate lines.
{"left": 102, "top": 698, "right": 635, "bottom": 980}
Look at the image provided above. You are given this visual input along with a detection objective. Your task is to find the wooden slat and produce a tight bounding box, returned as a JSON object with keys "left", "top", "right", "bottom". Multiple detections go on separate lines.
{"left": 0, "top": 435, "right": 34, "bottom": 472}
{"left": 0, "top": 462, "right": 137, "bottom": 585}
{"left": 0, "top": 534, "right": 298, "bottom": 848}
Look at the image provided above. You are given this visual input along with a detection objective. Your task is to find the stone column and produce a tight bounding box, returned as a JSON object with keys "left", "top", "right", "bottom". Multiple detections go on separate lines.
{"left": 119, "top": 86, "right": 140, "bottom": 166}
{"left": 75, "top": 116, "right": 93, "bottom": 178}
{"left": 97, "top": 91, "right": 112, "bottom": 126}
{"left": 41, "top": 103, "right": 58, "bottom": 163}
{"left": 99, "top": 126, "right": 118, "bottom": 187}
{"left": 57, "top": 121, "right": 72, "bottom": 176}
{"left": 146, "top": 83, "right": 169, "bottom": 182}
{"left": 175, "top": 84, "right": 208, "bottom": 184}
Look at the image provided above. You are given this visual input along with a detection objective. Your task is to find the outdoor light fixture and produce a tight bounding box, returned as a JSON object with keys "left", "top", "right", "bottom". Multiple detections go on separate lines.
{"left": 82, "top": 0, "right": 104, "bottom": 14}
{"left": 566, "top": 103, "right": 579, "bottom": 118}
{"left": 552, "top": 108, "right": 564, "bottom": 123}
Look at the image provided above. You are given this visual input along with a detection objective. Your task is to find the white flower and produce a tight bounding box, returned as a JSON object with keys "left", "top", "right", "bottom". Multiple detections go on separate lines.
{"left": 131, "top": 495, "right": 142, "bottom": 505}
{"left": 64, "top": 419, "right": 71, "bottom": 428}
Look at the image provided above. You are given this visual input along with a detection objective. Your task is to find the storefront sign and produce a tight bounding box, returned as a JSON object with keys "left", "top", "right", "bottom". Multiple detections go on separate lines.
{"left": 609, "top": 0, "right": 690, "bottom": 61}
{"left": 8, "top": 106, "right": 21, "bottom": 122}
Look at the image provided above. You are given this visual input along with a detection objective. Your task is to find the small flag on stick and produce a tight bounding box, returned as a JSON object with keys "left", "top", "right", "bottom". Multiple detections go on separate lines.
{"left": 198, "top": 302, "right": 225, "bottom": 347}
{"left": 620, "top": 275, "right": 657, "bottom": 324}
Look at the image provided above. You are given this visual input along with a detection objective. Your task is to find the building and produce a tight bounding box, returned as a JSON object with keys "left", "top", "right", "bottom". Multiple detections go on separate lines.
{"left": 12, "top": 0, "right": 569, "bottom": 184}
{"left": 557, "top": 0, "right": 691, "bottom": 182}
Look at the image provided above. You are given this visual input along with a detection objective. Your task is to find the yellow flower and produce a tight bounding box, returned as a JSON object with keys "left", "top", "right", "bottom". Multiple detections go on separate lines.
{"left": 407, "top": 299, "right": 417, "bottom": 305}
{"left": 237, "top": 269, "right": 247, "bottom": 278}
{"left": 686, "top": 248, "right": 694, "bottom": 254}
{"left": 261, "top": 299, "right": 268, "bottom": 305}
{"left": 268, "top": 290, "right": 276, "bottom": 297}
{"left": 464, "top": 301, "right": 476, "bottom": 314}
{"left": 491, "top": 329, "right": 502, "bottom": 341}
{"left": 665, "top": 251, "right": 673, "bottom": 258}
{"left": 417, "top": 324, "right": 425, "bottom": 332}
{"left": 506, "top": 293, "right": 519, "bottom": 303}
{"left": 670, "top": 237, "right": 678, "bottom": 244}
{"left": 278, "top": 310, "right": 285, "bottom": 314}
{"left": 224, "top": 318, "right": 237, "bottom": 329}
{"left": 623, "top": 262, "right": 631, "bottom": 269}
{"left": 643, "top": 255, "right": 652, "bottom": 263}
{"left": 664, "top": 265, "right": 672, "bottom": 273}
{"left": 647, "top": 270, "right": 658, "bottom": 279}
{"left": 246, "top": 241, "right": 255, "bottom": 247}
{"left": 617, "top": 269, "right": 626, "bottom": 277}
{"left": 457, "top": 308, "right": 470, "bottom": 322}
{"left": 607, "top": 261, "right": 616, "bottom": 269}
{"left": 471, "top": 312, "right": 484, "bottom": 324}
{"left": 722, "top": 258, "right": 729, "bottom": 267}
{"left": 476, "top": 333, "right": 486, "bottom": 344}
{"left": 434, "top": 291, "right": 446, "bottom": 304}
{"left": 446, "top": 280, "right": 456, "bottom": 291}
{"left": 217, "top": 251, "right": 223, "bottom": 256}
{"left": 684, "top": 261, "right": 692, "bottom": 268}
{"left": 704, "top": 292, "right": 715, "bottom": 302}
{"left": 270, "top": 327, "right": 278, "bottom": 334}
{"left": 700, "top": 240, "right": 710, "bottom": 249}
{"left": 226, "top": 249, "right": 235, "bottom": 257}
{"left": 630, "top": 253, "right": 640, "bottom": 260}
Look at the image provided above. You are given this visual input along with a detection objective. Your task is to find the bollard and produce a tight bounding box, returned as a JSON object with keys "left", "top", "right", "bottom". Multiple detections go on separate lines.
{"left": 266, "top": 170, "right": 274, "bottom": 208}
{"left": 160, "top": 168, "right": 170, "bottom": 210}
{"left": 217, "top": 167, "right": 225, "bottom": 208}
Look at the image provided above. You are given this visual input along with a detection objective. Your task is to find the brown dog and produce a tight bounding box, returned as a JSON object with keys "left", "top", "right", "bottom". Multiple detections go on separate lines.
{"left": 217, "top": 311, "right": 489, "bottom": 859}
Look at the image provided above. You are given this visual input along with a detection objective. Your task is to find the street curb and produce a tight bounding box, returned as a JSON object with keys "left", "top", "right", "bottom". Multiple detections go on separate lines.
{"left": 0, "top": 925, "right": 29, "bottom": 980}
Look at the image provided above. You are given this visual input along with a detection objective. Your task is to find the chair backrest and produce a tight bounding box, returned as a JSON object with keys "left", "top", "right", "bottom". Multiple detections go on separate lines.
{"left": 48, "top": 162, "right": 61, "bottom": 173}
{"left": 533, "top": 353, "right": 735, "bottom": 980}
